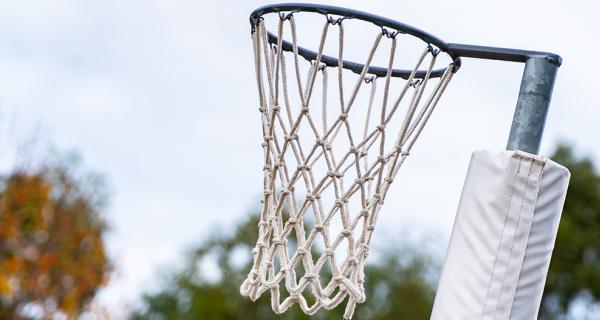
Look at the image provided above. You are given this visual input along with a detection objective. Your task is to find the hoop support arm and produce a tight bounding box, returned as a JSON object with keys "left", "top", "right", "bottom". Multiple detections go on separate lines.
{"left": 445, "top": 43, "right": 561, "bottom": 66}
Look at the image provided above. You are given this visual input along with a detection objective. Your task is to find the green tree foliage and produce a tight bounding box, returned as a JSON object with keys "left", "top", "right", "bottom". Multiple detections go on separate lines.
{"left": 132, "top": 215, "right": 437, "bottom": 319}
{"left": 0, "top": 156, "right": 111, "bottom": 318}
{"left": 541, "top": 145, "right": 600, "bottom": 317}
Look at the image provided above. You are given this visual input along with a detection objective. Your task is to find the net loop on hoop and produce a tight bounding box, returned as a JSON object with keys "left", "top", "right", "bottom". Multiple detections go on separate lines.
{"left": 381, "top": 27, "right": 398, "bottom": 39}
{"left": 241, "top": 11, "right": 456, "bottom": 319}
{"left": 327, "top": 15, "right": 347, "bottom": 25}
{"left": 279, "top": 12, "right": 294, "bottom": 21}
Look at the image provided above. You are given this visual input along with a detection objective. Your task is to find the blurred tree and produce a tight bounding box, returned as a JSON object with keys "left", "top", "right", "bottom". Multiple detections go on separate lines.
{"left": 539, "top": 145, "right": 600, "bottom": 318}
{"left": 132, "top": 215, "right": 437, "bottom": 319}
{"left": 0, "top": 156, "right": 111, "bottom": 318}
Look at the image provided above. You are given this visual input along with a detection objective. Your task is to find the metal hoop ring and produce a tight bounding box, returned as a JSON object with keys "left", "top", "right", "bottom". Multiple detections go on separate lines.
{"left": 250, "top": 3, "right": 461, "bottom": 79}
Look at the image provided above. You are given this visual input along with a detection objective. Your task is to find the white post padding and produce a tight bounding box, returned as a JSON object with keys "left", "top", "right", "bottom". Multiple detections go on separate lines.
{"left": 431, "top": 150, "right": 570, "bottom": 320}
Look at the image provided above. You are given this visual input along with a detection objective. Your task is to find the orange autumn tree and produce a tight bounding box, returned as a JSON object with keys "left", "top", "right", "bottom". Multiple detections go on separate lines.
{"left": 0, "top": 158, "right": 111, "bottom": 318}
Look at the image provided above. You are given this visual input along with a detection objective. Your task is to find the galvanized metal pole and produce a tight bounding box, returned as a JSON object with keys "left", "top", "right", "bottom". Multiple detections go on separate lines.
{"left": 506, "top": 56, "right": 560, "bottom": 154}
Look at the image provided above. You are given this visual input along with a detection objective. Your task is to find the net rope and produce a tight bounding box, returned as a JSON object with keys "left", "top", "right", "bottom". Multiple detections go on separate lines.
{"left": 241, "top": 15, "right": 455, "bottom": 319}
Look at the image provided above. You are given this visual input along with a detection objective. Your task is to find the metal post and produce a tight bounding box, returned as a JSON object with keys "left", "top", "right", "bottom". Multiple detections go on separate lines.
{"left": 506, "top": 56, "right": 559, "bottom": 154}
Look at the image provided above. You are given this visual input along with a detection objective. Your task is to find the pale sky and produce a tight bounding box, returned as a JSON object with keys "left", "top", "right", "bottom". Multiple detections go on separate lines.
{"left": 0, "top": 0, "right": 598, "bottom": 317}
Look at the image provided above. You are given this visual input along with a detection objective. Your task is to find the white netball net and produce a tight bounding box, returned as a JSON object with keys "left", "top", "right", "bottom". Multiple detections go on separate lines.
{"left": 241, "top": 14, "right": 455, "bottom": 319}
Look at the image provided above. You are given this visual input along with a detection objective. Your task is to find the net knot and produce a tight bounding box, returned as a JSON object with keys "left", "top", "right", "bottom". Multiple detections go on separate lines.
{"left": 284, "top": 134, "right": 297, "bottom": 142}
{"left": 333, "top": 275, "right": 346, "bottom": 283}
{"left": 264, "top": 135, "right": 273, "bottom": 142}
{"left": 327, "top": 170, "right": 343, "bottom": 178}
{"left": 355, "top": 178, "right": 365, "bottom": 185}
{"left": 263, "top": 165, "right": 272, "bottom": 171}
{"left": 366, "top": 225, "right": 375, "bottom": 231}
{"left": 377, "top": 155, "right": 386, "bottom": 163}
{"left": 360, "top": 209, "right": 369, "bottom": 217}
{"left": 264, "top": 188, "right": 273, "bottom": 195}
{"left": 273, "top": 238, "right": 287, "bottom": 246}
{"left": 258, "top": 107, "right": 266, "bottom": 113}
{"left": 288, "top": 217, "right": 300, "bottom": 225}
{"left": 376, "top": 124, "right": 386, "bottom": 131}
{"left": 273, "top": 161, "right": 284, "bottom": 168}
{"left": 316, "top": 138, "right": 325, "bottom": 146}
{"left": 384, "top": 177, "right": 394, "bottom": 184}
{"left": 272, "top": 105, "right": 281, "bottom": 112}
{"left": 280, "top": 265, "right": 291, "bottom": 273}
{"left": 302, "top": 107, "right": 310, "bottom": 114}
{"left": 338, "top": 113, "right": 348, "bottom": 121}
{"left": 304, "top": 273, "right": 318, "bottom": 280}
{"left": 341, "top": 229, "right": 352, "bottom": 237}
{"left": 297, "top": 247, "right": 308, "bottom": 256}
{"left": 325, "top": 249, "right": 335, "bottom": 256}
{"left": 349, "top": 146, "right": 358, "bottom": 154}
{"left": 401, "top": 150, "right": 410, "bottom": 156}
{"left": 281, "top": 188, "right": 291, "bottom": 195}
{"left": 314, "top": 224, "right": 325, "bottom": 232}
{"left": 347, "top": 257, "right": 358, "bottom": 265}
{"left": 298, "top": 164, "right": 310, "bottom": 171}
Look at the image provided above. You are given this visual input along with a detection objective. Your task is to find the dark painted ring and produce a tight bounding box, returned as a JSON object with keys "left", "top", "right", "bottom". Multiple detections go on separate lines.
{"left": 250, "top": 3, "right": 460, "bottom": 79}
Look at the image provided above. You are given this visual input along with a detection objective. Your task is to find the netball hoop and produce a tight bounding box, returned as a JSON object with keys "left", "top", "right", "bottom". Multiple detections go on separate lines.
{"left": 240, "top": 5, "right": 456, "bottom": 319}
{"left": 239, "top": 3, "right": 563, "bottom": 320}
